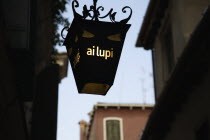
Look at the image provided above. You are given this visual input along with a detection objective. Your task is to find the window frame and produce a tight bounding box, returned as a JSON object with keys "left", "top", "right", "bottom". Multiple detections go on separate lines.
{"left": 159, "top": 13, "right": 175, "bottom": 81}
{"left": 103, "top": 117, "right": 124, "bottom": 140}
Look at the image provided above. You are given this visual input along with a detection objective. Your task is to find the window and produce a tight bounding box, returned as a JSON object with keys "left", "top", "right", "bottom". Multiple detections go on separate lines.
{"left": 163, "top": 24, "right": 174, "bottom": 73}
{"left": 160, "top": 15, "right": 175, "bottom": 79}
{"left": 103, "top": 117, "right": 123, "bottom": 140}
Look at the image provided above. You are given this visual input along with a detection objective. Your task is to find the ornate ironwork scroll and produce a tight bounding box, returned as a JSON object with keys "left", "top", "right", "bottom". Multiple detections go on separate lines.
{"left": 72, "top": 0, "right": 132, "bottom": 23}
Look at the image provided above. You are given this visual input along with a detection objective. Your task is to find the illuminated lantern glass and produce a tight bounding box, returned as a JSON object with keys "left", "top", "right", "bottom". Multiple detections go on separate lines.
{"left": 62, "top": 0, "right": 132, "bottom": 95}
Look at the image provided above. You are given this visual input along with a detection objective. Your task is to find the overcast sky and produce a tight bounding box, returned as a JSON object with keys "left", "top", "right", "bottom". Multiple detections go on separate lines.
{"left": 56, "top": 0, "right": 153, "bottom": 139}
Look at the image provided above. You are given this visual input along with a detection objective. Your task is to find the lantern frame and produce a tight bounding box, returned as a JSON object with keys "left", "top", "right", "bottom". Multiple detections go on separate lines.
{"left": 61, "top": 0, "right": 132, "bottom": 95}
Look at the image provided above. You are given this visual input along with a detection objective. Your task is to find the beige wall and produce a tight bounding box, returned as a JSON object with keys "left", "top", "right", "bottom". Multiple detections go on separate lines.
{"left": 171, "top": 0, "right": 210, "bottom": 59}
{"left": 153, "top": 0, "right": 210, "bottom": 99}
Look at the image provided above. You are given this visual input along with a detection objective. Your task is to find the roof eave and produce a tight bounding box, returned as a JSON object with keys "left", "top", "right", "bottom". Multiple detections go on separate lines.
{"left": 136, "top": 0, "right": 168, "bottom": 50}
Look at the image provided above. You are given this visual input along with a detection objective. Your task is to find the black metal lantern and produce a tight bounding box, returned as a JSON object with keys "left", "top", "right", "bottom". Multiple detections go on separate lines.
{"left": 61, "top": 0, "right": 132, "bottom": 95}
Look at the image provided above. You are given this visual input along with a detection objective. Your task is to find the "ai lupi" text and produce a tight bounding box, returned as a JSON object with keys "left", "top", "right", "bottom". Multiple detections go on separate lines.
{"left": 87, "top": 46, "right": 114, "bottom": 60}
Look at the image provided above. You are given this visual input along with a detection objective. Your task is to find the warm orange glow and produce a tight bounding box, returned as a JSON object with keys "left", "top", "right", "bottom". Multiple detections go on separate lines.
{"left": 107, "top": 33, "right": 121, "bottom": 41}
{"left": 81, "top": 83, "right": 110, "bottom": 95}
{"left": 82, "top": 30, "right": 95, "bottom": 38}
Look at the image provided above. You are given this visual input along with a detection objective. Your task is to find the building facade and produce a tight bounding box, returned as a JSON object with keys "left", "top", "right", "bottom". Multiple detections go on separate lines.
{"left": 0, "top": 0, "right": 68, "bottom": 140}
{"left": 136, "top": 0, "right": 210, "bottom": 140}
{"left": 79, "top": 103, "right": 153, "bottom": 140}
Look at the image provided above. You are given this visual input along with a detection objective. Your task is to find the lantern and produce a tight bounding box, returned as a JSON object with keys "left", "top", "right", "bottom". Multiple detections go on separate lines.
{"left": 61, "top": 0, "right": 132, "bottom": 95}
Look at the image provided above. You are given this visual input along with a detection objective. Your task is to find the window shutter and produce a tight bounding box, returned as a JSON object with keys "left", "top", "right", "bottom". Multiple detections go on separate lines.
{"left": 106, "top": 120, "right": 121, "bottom": 140}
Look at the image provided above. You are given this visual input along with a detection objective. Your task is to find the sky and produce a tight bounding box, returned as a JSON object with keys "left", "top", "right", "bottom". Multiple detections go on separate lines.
{"left": 56, "top": 0, "right": 154, "bottom": 140}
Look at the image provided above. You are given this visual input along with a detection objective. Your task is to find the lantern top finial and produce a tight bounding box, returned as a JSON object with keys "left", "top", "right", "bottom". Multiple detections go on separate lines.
{"left": 72, "top": 0, "right": 132, "bottom": 24}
